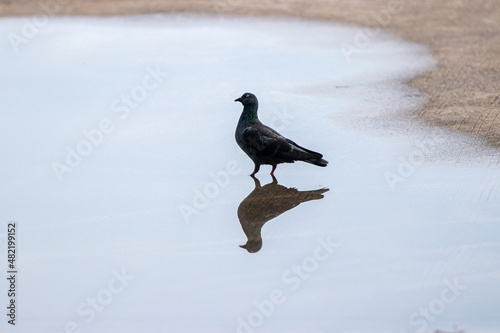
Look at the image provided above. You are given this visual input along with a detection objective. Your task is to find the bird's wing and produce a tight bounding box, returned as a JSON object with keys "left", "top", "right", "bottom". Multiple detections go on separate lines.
{"left": 284, "top": 138, "right": 323, "bottom": 159}
{"left": 241, "top": 126, "right": 293, "bottom": 157}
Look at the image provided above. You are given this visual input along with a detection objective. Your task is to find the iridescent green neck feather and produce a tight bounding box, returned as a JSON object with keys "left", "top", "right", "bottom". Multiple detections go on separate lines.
{"left": 239, "top": 104, "right": 259, "bottom": 124}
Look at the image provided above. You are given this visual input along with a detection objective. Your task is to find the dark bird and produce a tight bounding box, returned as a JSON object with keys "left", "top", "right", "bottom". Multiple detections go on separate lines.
{"left": 238, "top": 176, "right": 329, "bottom": 253}
{"left": 235, "top": 93, "right": 328, "bottom": 176}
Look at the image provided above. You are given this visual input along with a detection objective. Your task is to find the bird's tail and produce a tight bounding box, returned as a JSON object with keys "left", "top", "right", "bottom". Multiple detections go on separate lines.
{"left": 304, "top": 158, "right": 328, "bottom": 167}
{"left": 295, "top": 143, "right": 328, "bottom": 167}
{"left": 286, "top": 139, "right": 329, "bottom": 167}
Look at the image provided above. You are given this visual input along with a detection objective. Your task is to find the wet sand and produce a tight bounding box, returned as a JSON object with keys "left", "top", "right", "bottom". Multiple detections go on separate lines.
{"left": 2, "top": 0, "right": 499, "bottom": 147}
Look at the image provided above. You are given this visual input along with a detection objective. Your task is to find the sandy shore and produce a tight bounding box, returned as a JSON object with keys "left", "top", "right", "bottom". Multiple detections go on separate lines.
{"left": 2, "top": 0, "right": 499, "bottom": 147}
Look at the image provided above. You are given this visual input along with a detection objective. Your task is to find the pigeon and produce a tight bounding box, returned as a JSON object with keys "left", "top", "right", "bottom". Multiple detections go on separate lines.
{"left": 234, "top": 92, "right": 328, "bottom": 176}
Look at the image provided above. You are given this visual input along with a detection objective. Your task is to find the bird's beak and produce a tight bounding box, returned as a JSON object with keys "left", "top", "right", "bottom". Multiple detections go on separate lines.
{"left": 235, "top": 97, "right": 242, "bottom": 103}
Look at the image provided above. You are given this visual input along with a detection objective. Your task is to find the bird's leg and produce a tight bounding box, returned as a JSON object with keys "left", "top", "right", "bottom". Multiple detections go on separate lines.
{"left": 270, "top": 164, "right": 277, "bottom": 175}
{"left": 250, "top": 164, "right": 260, "bottom": 177}
{"left": 250, "top": 174, "right": 262, "bottom": 189}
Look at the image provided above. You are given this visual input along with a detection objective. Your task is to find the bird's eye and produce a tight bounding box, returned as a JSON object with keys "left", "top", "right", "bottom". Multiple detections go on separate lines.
{"left": 245, "top": 94, "right": 250, "bottom": 98}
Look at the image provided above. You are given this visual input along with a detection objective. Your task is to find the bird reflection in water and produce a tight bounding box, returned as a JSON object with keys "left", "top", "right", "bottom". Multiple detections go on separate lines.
{"left": 237, "top": 176, "right": 329, "bottom": 253}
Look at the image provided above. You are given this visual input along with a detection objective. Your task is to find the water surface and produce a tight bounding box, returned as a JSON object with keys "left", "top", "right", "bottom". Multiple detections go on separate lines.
{"left": 0, "top": 14, "right": 499, "bottom": 333}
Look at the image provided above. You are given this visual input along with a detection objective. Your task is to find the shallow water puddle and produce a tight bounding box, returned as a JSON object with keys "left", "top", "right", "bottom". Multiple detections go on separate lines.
{"left": 0, "top": 14, "right": 499, "bottom": 333}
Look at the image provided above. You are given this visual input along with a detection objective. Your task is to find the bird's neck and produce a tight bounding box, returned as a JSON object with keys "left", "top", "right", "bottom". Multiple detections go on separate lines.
{"left": 239, "top": 105, "right": 259, "bottom": 124}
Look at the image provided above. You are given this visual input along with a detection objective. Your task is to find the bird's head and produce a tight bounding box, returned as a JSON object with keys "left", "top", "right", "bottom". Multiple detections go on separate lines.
{"left": 235, "top": 92, "right": 258, "bottom": 107}
{"left": 240, "top": 239, "right": 262, "bottom": 253}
